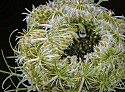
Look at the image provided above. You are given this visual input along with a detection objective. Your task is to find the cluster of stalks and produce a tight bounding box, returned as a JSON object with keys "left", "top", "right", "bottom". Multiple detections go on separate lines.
{"left": 1, "top": 0, "right": 125, "bottom": 92}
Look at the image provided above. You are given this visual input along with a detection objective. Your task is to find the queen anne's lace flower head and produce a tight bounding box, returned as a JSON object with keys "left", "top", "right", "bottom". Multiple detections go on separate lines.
{"left": 3, "top": 0, "right": 125, "bottom": 92}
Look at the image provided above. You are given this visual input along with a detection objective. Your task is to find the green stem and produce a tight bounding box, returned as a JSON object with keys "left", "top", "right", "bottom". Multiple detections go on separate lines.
{"left": 78, "top": 77, "right": 85, "bottom": 92}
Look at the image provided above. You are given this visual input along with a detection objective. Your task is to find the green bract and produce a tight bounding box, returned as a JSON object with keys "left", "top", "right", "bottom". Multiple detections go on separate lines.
{"left": 2, "top": 0, "right": 125, "bottom": 92}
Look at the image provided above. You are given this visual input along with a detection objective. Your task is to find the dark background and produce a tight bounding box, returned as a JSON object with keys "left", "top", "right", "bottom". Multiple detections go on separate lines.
{"left": 0, "top": 0, "right": 125, "bottom": 92}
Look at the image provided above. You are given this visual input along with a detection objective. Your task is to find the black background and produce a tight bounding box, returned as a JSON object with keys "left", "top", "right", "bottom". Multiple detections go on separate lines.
{"left": 0, "top": 0, "right": 125, "bottom": 92}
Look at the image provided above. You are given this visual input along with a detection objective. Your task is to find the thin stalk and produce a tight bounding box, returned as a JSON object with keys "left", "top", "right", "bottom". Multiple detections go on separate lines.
{"left": 78, "top": 77, "right": 85, "bottom": 92}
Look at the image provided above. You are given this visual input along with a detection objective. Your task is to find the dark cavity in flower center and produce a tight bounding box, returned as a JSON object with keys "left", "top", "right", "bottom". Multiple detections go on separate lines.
{"left": 62, "top": 22, "right": 101, "bottom": 62}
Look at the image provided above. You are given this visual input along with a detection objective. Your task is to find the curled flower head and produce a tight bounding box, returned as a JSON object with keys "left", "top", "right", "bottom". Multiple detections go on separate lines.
{"left": 3, "top": 0, "right": 125, "bottom": 92}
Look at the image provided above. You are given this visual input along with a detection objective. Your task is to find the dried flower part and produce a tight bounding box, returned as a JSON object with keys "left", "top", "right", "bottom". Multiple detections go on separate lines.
{"left": 4, "top": 0, "right": 125, "bottom": 92}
